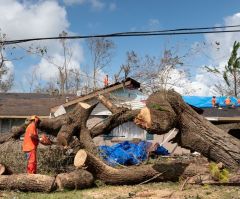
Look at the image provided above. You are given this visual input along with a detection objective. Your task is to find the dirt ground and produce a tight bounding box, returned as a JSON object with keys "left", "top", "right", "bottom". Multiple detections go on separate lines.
{"left": 1, "top": 182, "right": 240, "bottom": 199}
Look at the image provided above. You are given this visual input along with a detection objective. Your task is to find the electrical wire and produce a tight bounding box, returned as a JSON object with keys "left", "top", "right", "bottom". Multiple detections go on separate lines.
{"left": 1, "top": 25, "right": 240, "bottom": 45}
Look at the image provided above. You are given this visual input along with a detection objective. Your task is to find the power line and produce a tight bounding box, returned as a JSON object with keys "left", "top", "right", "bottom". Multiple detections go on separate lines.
{"left": 1, "top": 25, "right": 240, "bottom": 45}
{"left": 113, "top": 24, "right": 240, "bottom": 35}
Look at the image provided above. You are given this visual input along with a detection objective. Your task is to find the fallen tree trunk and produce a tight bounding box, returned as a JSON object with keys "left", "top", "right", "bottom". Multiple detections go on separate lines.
{"left": 1, "top": 90, "right": 239, "bottom": 171}
{"left": 0, "top": 116, "right": 66, "bottom": 144}
{"left": 93, "top": 91, "right": 240, "bottom": 170}
{"left": 160, "top": 91, "right": 240, "bottom": 170}
{"left": 0, "top": 174, "right": 57, "bottom": 192}
{"left": 0, "top": 124, "right": 27, "bottom": 144}
{"left": 74, "top": 149, "right": 210, "bottom": 185}
{"left": 56, "top": 170, "right": 94, "bottom": 190}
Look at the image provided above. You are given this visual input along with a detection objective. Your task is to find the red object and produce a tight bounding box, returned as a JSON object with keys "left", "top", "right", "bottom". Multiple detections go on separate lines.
{"left": 22, "top": 122, "right": 39, "bottom": 152}
{"left": 225, "top": 98, "right": 231, "bottom": 105}
{"left": 41, "top": 134, "right": 52, "bottom": 145}
{"left": 211, "top": 97, "right": 216, "bottom": 107}
{"left": 25, "top": 149, "right": 37, "bottom": 174}
{"left": 104, "top": 75, "right": 109, "bottom": 87}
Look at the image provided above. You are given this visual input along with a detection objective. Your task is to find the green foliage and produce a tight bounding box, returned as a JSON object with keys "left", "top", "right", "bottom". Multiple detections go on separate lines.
{"left": 149, "top": 103, "right": 167, "bottom": 111}
{"left": 204, "top": 66, "right": 220, "bottom": 74}
{"left": 209, "top": 162, "right": 229, "bottom": 183}
{"left": 205, "top": 41, "right": 240, "bottom": 97}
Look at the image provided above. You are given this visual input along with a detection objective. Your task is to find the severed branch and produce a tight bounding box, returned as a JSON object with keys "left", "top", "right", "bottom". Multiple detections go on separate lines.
{"left": 73, "top": 149, "right": 216, "bottom": 185}
{"left": 57, "top": 103, "right": 98, "bottom": 147}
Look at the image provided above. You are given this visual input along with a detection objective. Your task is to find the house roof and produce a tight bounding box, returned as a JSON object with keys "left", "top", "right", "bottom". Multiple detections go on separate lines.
{"left": 51, "top": 77, "right": 141, "bottom": 113}
{"left": 0, "top": 93, "right": 77, "bottom": 118}
{"left": 202, "top": 107, "right": 240, "bottom": 122}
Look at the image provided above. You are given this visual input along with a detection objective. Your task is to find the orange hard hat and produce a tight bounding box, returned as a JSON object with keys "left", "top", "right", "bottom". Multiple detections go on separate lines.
{"left": 29, "top": 115, "right": 39, "bottom": 121}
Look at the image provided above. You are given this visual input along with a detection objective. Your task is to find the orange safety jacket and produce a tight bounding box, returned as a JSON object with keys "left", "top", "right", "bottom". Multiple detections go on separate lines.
{"left": 104, "top": 76, "right": 109, "bottom": 86}
{"left": 225, "top": 98, "right": 231, "bottom": 105}
{"left": 211, "top": 98, "right": 216, "bottom": 106}
{"left": 22, "top": 122, "right": 39, "bottom": 152}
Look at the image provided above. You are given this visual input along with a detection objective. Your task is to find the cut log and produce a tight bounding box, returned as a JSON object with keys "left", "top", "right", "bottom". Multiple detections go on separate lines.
{"left": 74, "top": 150, "right": 209, "bottom": 185}
{"left": 0, "top": 163, "right": 12, "bottom": 175}
{"left": 0, "top": 174, "right": 57, "bottom": 192}
{"left": 74, "top": 148, "right": 88, "bottom": 168}
{"left": 55, "top": 170, "right": 94, "bottom": 190}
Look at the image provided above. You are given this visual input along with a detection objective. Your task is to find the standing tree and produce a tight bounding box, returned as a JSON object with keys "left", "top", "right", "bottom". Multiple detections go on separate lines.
{"left": 119, "top": 49, "right": 190, "bottom": 95}
{"left": 58, "top": 31, "right": 70, "bottom": 94}
{"left": 24, "top": 31, "right": 81, "bottom": 95}
{"left": 114, "top": 51, "right": 139, "bottom": 83}
{"left": 205, "top": 41, "right": 240, "bottom": 97}
{"left": 87, "top": 37, "right": 115, "bottom": 89}
{"left": 0, "top": 32, "right": 14, "bottom": 92}
{"left": 68, "top": 68, "right": 82, "bottom": 94}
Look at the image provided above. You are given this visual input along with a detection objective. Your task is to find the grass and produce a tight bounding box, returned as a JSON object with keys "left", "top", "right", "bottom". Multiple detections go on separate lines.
{"left": 2, "top": 182, "right": 240, "bottom": 199}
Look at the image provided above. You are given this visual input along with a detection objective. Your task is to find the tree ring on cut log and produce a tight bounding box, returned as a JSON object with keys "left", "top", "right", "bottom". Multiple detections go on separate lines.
{"left": 74, "top": 150, "right": 87, "bottom": 168}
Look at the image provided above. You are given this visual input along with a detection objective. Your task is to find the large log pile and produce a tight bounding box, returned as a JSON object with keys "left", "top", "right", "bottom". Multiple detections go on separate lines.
{"left": 0, "top": 89, "right": 239, "bottom": 192}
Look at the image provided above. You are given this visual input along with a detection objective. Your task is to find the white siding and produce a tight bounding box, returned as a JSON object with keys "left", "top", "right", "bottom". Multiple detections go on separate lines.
{"left": 111, "top": 121, "right": 146, "bottom": 139}
{"left": 91, "top": 88, "right": 147, "bottom": 116}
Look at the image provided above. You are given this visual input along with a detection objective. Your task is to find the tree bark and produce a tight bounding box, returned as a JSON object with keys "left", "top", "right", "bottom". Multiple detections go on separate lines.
{"left": 0, "top": 174, "right": 57, "bottom": 192}
{"left": 90, "top": 109, "right": 139, "bottom": 138}
{"left": 56, "top": 170, "right": 94, "bottom": 190}
{"left": 0, "top": 116, "right": 66, "bottom": 144}
{"left": 94, "top": 91, "right": 240, "bottom": 170}
{"left": 57, "top": 103, "right": 98, "bottom": 146}
{"left": 74, "top": 150, "right": 210, "bottom": 185}
{"left": 146, "top": 90, "right": 240, "bottom": 170}
{"left": 1, "top": 89, "right": 239, "bottom": 171}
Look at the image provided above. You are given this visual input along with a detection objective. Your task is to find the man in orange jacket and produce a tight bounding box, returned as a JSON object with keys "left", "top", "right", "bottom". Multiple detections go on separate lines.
{"left": 224, "top": 96, "right": 232, "bottom": 107}
{"left": 104, "top": 75, "right": 109, "bottom": 87}
{"left": 22, "top": 115, "right": 40, "bottom": 174}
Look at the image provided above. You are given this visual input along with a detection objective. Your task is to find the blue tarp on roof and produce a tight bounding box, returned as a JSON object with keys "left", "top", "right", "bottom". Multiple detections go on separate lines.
{"left": 183, "top": 96, "right": 239, "bottom": 108}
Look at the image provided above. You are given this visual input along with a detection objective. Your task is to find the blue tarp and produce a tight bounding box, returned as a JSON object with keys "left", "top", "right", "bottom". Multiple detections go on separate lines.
{"left": 99, "top": 141, "right": 169, "bottom": 166}
{"left": 183, "top": 96, "right": 239, "bottom": 108}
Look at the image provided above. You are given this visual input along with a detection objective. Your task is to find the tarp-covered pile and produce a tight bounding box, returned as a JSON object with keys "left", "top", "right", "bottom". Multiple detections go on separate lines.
{"left": 99, "top": 141, "right": 169, "bottom": 166}
{"left": 183, "top": 96, "right": 239, "bottom": 108}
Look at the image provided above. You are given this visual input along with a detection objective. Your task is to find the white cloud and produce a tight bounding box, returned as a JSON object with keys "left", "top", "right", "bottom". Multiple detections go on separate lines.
{"left": 180, "top": 12, "right": 240, "bottom": 96}
{"left": 0, "top": 0, "right": 85, "bottom": 91}
{"left": 63, "top": 0, "right": 86, "bottom": 5}
{"left": 63, "top": 0, "right": 105, "bottom": 10}
{"left": 0, "top": 0, "right": 69, "bottom": 40}
{"left": 35, "top": 41, "right": 84, "bottom": 81}
{"left": 204, "top": 13, "right": 240, "bottom": 65}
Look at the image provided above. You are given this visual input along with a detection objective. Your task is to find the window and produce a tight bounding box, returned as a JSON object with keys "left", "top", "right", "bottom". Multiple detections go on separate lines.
{"left": 146, "top": 132, "right": 154, "bottom": 140}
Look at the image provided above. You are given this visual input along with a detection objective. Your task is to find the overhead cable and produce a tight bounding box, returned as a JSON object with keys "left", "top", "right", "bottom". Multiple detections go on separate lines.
{"left": 1, "top": 25, "right": 240, "bottom": 45}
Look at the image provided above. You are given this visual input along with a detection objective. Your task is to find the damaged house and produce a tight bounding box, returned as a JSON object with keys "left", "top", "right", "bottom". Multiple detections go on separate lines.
{"left": 0, "top": 93, "right": 77, "bottom": 134}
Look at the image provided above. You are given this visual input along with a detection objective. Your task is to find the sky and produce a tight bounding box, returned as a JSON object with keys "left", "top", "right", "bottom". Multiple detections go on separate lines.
{"left": 1, "top": 0, "right": 240, "bottom": 95}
